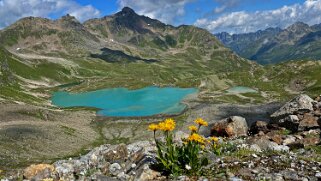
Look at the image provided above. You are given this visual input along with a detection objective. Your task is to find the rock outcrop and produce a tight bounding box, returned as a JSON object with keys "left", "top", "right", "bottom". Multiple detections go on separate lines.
{"left": 22, "top": 142, "right": 159, "bottom": 181}
{"left": 270, "top": 94, "right": 320, "bottom": 131}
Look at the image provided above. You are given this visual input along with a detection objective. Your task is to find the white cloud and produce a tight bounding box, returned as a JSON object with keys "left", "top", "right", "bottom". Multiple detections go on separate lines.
{"left": 195, "top": 0, "right": 321, "bottom": 34}
{"left": 0, "top": 0, "right": 100, "bottom": 29}
{"left": 117, "top": 0, "right": 194, "bottom": 24}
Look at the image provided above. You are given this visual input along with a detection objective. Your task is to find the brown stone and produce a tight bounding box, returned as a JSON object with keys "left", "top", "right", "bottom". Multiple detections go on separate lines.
{"left": 270, "top": 134, "right": 283, "bottom": 145}
{"left": 314, "top": 110, "right": 321, "bottom": 116}
{"left": 301, "top": 137, "right": 320, "bottom": 146}
{"left": 104, "top": 144, "right": 128, "bottom": 163}
{"left": 23, "top": 164, "right": 54, "bottom": 180}
{"left": 250, "top": 121, "right": 269, "bottom": 135}
{"left": 298, "top": 113, "right": 319, "bottom": 131}
{"left": 211, "top": 116, "right": 248, "bottom": 138}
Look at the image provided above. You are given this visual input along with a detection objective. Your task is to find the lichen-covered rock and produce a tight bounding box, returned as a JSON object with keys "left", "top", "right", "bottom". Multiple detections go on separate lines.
{"left": 211, "top": 116, "right": 248, "bottom": 138}
{"left": 271, "top": 94, "right": 314, "bottom": 120}
{"left": 104, "top": 144, "right": 128, "bottom": 163}
{"left": 270, "top": 94, "right": 320, "bottom": 132}
{"left": 270, "top": 95, "right": 315, "bottom": 131}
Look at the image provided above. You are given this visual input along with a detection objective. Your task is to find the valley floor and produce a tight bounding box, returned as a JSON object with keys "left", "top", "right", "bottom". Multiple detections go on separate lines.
{"left": 0, "top": 100, "right": 282, "bottom": 172}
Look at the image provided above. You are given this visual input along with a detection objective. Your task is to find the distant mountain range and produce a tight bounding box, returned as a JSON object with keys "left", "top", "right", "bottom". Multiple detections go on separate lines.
{"left": 215, "top": 22, "right": 321, "bottom": 64}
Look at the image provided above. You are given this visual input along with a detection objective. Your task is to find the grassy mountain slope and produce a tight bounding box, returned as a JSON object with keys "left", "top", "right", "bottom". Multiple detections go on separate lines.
{"left": 0, "top": 7, "right": 255, "bottom": 104}
{"left": 216, "top": 22, "right": 321, "bottom": 64}
{"left": 1, "top": 8, "right": 320, "bottom": 105}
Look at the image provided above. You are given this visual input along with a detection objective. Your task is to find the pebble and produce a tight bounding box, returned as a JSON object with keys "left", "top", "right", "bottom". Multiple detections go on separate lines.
{"left": 315, "top": 172, "right": 321, "bottom": 178}
{"left": 229, "top": 177, "right": 243, "bottom": 181}
{"left": 251, "top": 169, "right": 259, "bottom": 174}
{"left": 109, "top": 163, "right": 121, "bottom": 173}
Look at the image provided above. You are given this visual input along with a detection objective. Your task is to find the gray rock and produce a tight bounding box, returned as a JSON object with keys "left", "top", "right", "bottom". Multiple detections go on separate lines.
{"left": 271, "top": 94, "right": 314, "bottom": 121}
{"left": 249, "top": 144, "right": 262, "bottom": 152}
{"left": 229, "top": 177, "right": 244, "bottom": 181}
{"left": 283, "top": 136, "right": 296, "bottom": 145}
{"left": 117, "top": 171, "right": 130, "bottom": 180}
{"left": 109, "top": 163, "right": 122, "bottom": 175}
{"left": 271, "top": 173, "right": 285, "bottom": 181}
{"left": 253, "top": 138, "right": 289, "bottom": 152}
{"left": 174, "top": 131, "right": 189, "bottom": 142}
{"left": 280, "top": 170, "right": 299, "bottom": 180}
{"left": 95, "top": 175, "right": 118, "bottom": 181}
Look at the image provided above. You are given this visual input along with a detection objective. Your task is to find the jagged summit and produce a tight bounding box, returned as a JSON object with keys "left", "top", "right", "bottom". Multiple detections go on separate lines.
{"left": 215, "top": 21, "right": 321, "bottom": 64}
{"left": 57, "top": 14, "right": 81, "bottom": 24}
{"left": 120, "top": 7, "right": 136, "bottom": 14}
{"left": 288, "top": 21, "right": 309, "bottom": 28}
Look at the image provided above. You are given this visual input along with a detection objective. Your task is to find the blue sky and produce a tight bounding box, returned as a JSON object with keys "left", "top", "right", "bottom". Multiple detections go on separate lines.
{"left": 0, "top": 0, "right": 320, "bottom": 34}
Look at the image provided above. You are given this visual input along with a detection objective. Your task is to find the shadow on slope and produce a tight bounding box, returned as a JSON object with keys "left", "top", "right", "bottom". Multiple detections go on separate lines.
{"left": 90, "top": 48, "right": 159, "bottom": 63}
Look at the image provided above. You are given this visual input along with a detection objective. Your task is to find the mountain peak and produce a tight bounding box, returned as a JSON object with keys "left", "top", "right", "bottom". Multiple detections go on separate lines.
{"left": 119, "top": 7, "right": 136, "bottom": 16}
{"left": 287, "top": 21, "right": 309, "bottom": 30}
{"left": 60, "top": 14, "right": 78, "bottom": 22}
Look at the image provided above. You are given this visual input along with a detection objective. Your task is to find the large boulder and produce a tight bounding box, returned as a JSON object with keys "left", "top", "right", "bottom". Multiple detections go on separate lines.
{"left": 211, "top": 116, "right": 248, "bottom": 138}
{"left": 271, "top": 94, "right": 314, "bottom": 121}
{"left": 270, "top": 94, "right": 316, "bottom": 131}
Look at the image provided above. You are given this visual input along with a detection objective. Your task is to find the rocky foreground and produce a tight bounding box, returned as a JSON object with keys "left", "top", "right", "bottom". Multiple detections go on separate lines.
{"left": 1, "top": 94, "right": 321, "bottom": 181}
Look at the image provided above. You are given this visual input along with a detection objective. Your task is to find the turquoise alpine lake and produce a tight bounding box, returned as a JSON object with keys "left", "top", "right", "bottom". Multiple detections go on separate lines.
{"left": 52, "top": 87, "right": 197, "bottom": 117}
{"left": 226, "top": 86, "right": 257, "bottom": 94}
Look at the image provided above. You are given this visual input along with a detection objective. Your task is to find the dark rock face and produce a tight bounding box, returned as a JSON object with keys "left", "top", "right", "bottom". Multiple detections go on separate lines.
{"left": 211, "top": 116, "right": 248, "bottom": 138}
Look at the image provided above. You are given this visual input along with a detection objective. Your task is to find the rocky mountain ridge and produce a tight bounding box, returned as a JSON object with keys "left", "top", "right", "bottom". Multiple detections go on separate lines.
{"left": 215, "top": 22, "right": 321, "bottom": 64}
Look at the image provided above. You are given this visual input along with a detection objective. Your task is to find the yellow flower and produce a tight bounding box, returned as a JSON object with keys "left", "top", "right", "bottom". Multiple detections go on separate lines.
{"left": 188, "top": 125, "right": 198, "bottom": 132}
{"left": 188, "top": 133, "right": 205, "bottom": 144}
{"left": 148, "top": 123, "right": 159, "bottom": 131}
{"left": 209, "top": 136, "right": 219, "bottom": 142}
{"left": 201, "top": 145, "right": 205, "bottom": 149}
{"left": 194, "top": 118, "right": 208, "bottom": 127}
{"left": 158, "top": 118, "right": 176, "bottom": 131}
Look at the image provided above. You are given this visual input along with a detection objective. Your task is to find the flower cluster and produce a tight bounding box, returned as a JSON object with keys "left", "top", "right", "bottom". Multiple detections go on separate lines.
{"left": 209, "top": 136, "right": 219, "bottom": 142}
{"left": 148, "top": 118, "right": 176, "bottom": 132}
{"left": 188, "top": 125, "right": 197, "bottom": 132}
{"left": 186, "top": 118, "right": 209, "bottom": 145}
{"left": 188, "top": 133, "right": 205, "bottom": 144}
{"left": 148, "top": 123, "right": 158, "bottom": 131}
{"left": 147, "top": 118, "right": 218, "bottom": 176}
{"left": 194, "top": 118, "right": 208, "bottom": 127}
